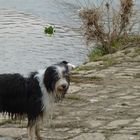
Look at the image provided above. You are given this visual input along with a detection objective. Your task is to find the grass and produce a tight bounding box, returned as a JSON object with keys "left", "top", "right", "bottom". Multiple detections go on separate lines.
{"left": 88, "top": 47, "right": 105, "bottom": 61}
{"left": 88, "top": 35, "right": 140, "bottom": 62}
{"left": 66, "top": 95, "right": 82, "bottom": 101}
{"left": 101, "top": 57, "right": 118, "bottom": 67}
{"left": 75, "top": 54, "right": 119, "bottom": 73}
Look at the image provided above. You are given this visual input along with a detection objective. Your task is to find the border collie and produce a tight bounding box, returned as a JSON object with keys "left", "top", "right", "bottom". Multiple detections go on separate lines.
{"left": 0, "top": 61, "right": 75, "bottom": 140}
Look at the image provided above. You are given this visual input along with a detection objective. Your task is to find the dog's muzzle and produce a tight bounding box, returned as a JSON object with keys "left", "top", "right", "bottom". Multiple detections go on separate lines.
{"left": 55, "top": 84, "right": 68, "bottom": 102}
{"left": 57, "top": 84, "right": 68, "bottom": 92}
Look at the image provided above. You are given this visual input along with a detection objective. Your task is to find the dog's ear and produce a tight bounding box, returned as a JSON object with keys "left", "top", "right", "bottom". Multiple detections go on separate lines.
{"left": 61, "top": 61, "right": 75, "bottom": 71}
{"left": 67, "top": 63, "right": 75, "bottom": 71}
{"left": 61, "top": 61, "right": 68, "bottom": 65}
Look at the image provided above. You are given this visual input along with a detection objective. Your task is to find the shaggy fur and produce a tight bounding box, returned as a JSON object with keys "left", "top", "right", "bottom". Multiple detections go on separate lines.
{"left": 0, "top": 61, "right": 75, "bottom": 140}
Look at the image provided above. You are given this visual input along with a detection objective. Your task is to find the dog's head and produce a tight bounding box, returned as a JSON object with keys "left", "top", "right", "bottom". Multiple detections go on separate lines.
{"left": 43, "top": 61, "right": 75, "bottom": 102}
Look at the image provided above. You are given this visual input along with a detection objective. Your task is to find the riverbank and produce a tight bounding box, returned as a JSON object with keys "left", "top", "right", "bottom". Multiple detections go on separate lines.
{"left": 0, "top": 44, "right": 140, "bottom": 140}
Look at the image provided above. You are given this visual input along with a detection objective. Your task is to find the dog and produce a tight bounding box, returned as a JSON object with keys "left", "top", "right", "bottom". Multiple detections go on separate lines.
{"left": 0, "top": 61, "right": 75, "bottom": 140}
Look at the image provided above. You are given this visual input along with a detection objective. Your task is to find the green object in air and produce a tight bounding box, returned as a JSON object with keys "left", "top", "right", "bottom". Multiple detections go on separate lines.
{"left": 44, "top": 26, "right": 55, "bottom": 35}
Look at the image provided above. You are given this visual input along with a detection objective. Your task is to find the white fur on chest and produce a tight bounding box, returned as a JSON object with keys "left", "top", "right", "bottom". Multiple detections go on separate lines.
{"left": 35, "top": 69, "right": 54, "bottom": 118}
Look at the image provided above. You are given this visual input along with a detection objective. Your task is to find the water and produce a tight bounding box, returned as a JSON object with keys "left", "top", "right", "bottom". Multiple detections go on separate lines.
{"left": 0, "top": 0, "right": 88, "bottom": 74}
{"left": 0, "top": 0, "right": 139, "bottom": 74}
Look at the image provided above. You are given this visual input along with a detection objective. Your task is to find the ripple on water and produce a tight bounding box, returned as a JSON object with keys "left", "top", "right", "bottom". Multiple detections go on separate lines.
{"left": 0, "top": 9, "right": 87, "bottom": 75}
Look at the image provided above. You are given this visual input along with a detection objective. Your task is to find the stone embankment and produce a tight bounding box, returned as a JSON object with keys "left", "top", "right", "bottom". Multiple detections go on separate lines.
{"left": 0, "top": 46, "right": 140, "bottom": 140}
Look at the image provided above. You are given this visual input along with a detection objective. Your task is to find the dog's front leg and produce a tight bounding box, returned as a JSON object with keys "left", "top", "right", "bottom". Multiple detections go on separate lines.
{"left": 28, "top": 125, "right": 36, "bottom": 140}
{"left": 35, "top": 117, "right": 43, "bottom": 140}
{"left": 35, "top": 123, "right": 42, "bottom": 140}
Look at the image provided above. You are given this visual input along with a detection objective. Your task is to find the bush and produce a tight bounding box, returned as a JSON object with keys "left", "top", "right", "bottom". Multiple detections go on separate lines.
{"left": 79, "top": 0, "right": 138, "bottom": 55}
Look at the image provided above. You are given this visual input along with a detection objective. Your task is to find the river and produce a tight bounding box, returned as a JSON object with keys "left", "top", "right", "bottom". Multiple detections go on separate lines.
{"left": 0, "top": 0, "right": 88, "bottom": 74}
{"left": 0, "top": 0, "right": 139, "bottom": 74}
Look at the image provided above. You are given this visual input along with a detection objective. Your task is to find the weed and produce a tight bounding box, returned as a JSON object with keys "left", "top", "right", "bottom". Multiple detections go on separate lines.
{"left": 44, "top": 25, "right": 55, "bottom": 35}
{"left": 66, "top": 95, "right": 81, "bottom": 100}
{"left": 79, "top": 0, "right": 137, "bottom": 54}
{"left": 89, "top": 47, "right": 105, "bottom": 61}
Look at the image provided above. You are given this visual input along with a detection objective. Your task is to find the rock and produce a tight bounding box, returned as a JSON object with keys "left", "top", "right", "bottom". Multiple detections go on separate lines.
{"left": 0, "top": 137, "right": 14, "bottom": 140}
{"left": 70, "top": 133, "right": 105, "bottom": 140}
{"left": 0, "top": 128, "right": 26, "bottom": 138}
{"left": 109, "top": 134, "right": 139, "bottom": 140}
{"left": 107, "top": 119, "right": 132, "bottom": 129}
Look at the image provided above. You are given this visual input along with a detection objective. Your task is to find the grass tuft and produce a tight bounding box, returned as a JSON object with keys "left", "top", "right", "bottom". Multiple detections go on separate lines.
{"left": 66, "top": 95, "right": 82, "bottom": 101}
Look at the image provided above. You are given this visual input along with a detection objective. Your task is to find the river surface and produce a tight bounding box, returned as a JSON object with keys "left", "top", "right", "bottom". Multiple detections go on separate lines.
{"left": 0, "top": 0, "right": 88, "bottom": 74}
{"left": 0, "top": 0, "right": 139, "bottom": 74}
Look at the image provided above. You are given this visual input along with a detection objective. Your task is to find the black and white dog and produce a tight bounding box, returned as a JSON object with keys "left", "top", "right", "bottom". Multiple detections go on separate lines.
{"left": 0, "top": 61, "right": 75, "bottom": 140}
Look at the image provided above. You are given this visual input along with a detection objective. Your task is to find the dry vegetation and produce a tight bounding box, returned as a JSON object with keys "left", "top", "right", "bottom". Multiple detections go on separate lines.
{"left": 79, "top": 0, "right": 140, "bottom": 58}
